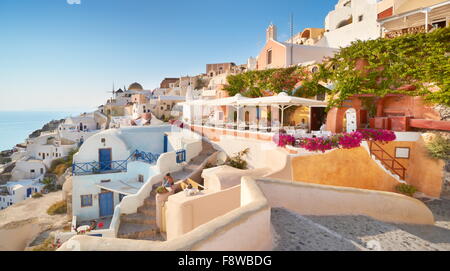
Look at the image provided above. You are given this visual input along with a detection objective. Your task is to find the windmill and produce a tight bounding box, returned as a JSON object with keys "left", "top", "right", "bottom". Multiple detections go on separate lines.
{"left": 106, "top": 83, "right": 116, "bottom": 103}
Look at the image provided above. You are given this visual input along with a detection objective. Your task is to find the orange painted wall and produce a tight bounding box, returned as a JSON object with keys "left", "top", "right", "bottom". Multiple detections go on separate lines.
{"left": 291, "top": 147, "right": 399, "bottom": 192}
{"left": 291, "top": 139, "right": 445, "bottom": 197}
{"left": 406, "top": 134, "right": 445, "bottom": 198}
{"left": 382, "top": 96, "right": 440, "bottom": 119}
{"left": 326, "top": 95, "right": 442, "bottom": 133}
{"left": 326, "top": 97, "right": 364, "bottom": 133}
{"left": 375, "top": 141, "right": 414, "bottom": 169}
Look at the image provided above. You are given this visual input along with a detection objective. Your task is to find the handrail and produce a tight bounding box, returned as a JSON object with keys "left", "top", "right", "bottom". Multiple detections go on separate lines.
{"left": 369, "top": 141, "right": 406, "bottom": 180}
{"left": 130, "top": 150, "right": 160, "bottom": 164}
{"left": 72, "top": 160, "right": 128, "bottom": 175}
{"left": 72, "top": 149, "right": 161, "bottom": 175}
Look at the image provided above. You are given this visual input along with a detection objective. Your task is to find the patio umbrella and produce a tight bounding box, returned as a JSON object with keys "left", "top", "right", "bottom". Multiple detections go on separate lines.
{"left": 236, "top": 92, "right": 326, "bottom": 127}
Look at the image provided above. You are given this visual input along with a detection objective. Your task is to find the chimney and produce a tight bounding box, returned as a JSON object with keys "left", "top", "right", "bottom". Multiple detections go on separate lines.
{"left": 266, "top": 24, "right": 277, "bottom": 41}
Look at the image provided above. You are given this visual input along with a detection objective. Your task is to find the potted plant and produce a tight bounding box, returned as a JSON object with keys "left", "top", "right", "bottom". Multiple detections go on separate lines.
{"left": 156, "top": 185, "right": 168, "bottom": 194}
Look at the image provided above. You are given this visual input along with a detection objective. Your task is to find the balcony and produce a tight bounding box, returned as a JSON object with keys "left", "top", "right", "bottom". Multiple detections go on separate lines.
{"left": 72, "top": 150, "right": 161, "bottom": 176}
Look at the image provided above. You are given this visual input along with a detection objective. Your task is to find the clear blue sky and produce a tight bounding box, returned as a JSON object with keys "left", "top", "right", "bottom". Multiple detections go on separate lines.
{"left": 0, "top": 0, "right": 336, "bottom": 111}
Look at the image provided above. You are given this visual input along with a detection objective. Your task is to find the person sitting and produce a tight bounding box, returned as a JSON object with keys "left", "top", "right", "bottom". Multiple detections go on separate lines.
{"left": 163, "top": 173, "right": 175, "bottom": 189}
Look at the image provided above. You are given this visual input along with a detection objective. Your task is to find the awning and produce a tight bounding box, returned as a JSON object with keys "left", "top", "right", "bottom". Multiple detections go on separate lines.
{"left": 203, "top": 94, "right": 250, "bottom": 106}
{"left": 96, "top": 180, "right": 143, "bottom": 195}
{"left": 179, "top": 94, "right": 250, "bottom": 106}
{"left": 236, "top": 92, "right": 327, "bottom": 107}
{"left": 180, "top": 93, "right": 326, "bottom": 108}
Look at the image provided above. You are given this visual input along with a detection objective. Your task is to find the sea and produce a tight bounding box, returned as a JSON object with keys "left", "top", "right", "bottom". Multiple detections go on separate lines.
{"left": 0, "top": 111, "right": 87, "bottom": 151}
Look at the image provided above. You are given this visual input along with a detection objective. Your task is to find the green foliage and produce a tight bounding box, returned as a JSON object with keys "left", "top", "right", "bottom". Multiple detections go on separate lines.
{"left": 425, "top": 134, "right": 450, "bottom": 160}
{"left": 224, "top": 27, "right": 450, "bottom": 107}
{"left": 326, "top": 27, "right": 450, "bottom": 107}
{"left": 32, "top": 192, "right": 43, "bottom": 198}
{"left": 42, "top": 178, "right": 60, "bottom": 192}
{"left": 49, "top": 148, "right": 78, "bottom": 176}
{"left": 204, "top": 162, "right": 216, "bottom": 169}
{"left": 47, "top": 200, "right": 67, "bottom": 215}
{"left": 66, "top": 148, "right": 78, "bottom": 165}
{"left": 225, "top": 148, "right": 249, "bottom": 170}
{"left": 194, "top": 77, "right": 207, "bottom": 90}
{"left": 31, "top": 237, "right": 57, "bottom": 251}
{"left": 224, "top": 66, "right": 323, "bottom": 98}
{"left": 156, "top": 186, "right": 169, "bottom": 194}
{"left": 360, "top": 96, "right": 378, "bottom": 118}
{"left": 0, "top": 157, "right": 11, "bottom": 164}
{"left": 395, "top": 183, "right": 418, "bottom": 197}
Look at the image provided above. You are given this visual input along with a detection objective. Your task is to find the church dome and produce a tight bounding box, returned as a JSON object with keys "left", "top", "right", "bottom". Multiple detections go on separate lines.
{"left": 128, "top": 82, "right": 143, "bottom": 91}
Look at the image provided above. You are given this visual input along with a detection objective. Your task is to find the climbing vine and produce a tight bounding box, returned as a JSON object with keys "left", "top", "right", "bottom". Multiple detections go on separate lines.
{"left": 224, "top": 27, "right": 450, "bottom": 107}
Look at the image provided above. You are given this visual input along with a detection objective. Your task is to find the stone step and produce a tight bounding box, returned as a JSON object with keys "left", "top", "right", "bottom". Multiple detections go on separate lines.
{"left": 140, "top": 233, "right": 166, "bottom": 242}
{"left": 143, "top": 197, "right": 156, "bottom": 207}
{"left": 371, "top": 155, "right": 403, "bottom": 181}
{"left": 137, "top": 206, "right": 156, "bottom": 217}
{"left": 121, "top": 212, "right": 156, "bottom": 225}
{"left": 117, "top": 223, "right": 159, "bottom": 240}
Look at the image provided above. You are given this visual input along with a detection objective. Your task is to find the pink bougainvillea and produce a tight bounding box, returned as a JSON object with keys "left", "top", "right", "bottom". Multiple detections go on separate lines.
{"left": 297, "top": 136, "right": 340, "bottom": 153}
{"left": 358, "top": 128, "right": 396, "bottom": 142}
{"left": 273, "top": 133, "right": 296, "bottom": 147}
{"left": 338, "top": 132, "right": 364, "bottom": 149}
{"left": 274, "top": 129, "right": 396, "bottom": 152}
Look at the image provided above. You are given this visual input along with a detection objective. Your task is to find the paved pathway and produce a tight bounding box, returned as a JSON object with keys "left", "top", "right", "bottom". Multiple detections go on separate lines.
{"left": 272, "top": 198, "right": 450, "bottom": 251}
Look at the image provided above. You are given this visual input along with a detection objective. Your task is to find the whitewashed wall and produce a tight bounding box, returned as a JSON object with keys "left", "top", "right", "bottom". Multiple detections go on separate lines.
{"left": 319, "top": 0, "right": 380, "bottom": 48}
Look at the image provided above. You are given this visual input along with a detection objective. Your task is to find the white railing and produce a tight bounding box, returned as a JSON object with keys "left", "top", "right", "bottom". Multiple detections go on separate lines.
{"left": 71, "top": 216, "right": 77, "bottom": 232}
{"left": 107, "top": 140, "right": 202, "bottom": 237}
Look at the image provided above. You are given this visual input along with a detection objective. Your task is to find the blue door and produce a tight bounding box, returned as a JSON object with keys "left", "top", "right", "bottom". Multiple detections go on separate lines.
{"left": 26, "top": 188, "right": 33, "bottom": 197}
{"left": 99, "top": 149, "right": 112, "bottom": 171}
{"left": 99, "top": 192, "right": 114, "bottom": 217}
{"left": 163, "top": 134, "right": 168, "bottom": 153}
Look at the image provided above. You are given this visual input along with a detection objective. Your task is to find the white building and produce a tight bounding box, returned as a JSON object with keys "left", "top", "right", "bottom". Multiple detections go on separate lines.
{"left": 26, "top": 132, "right": 77, "bottom": 167}
{"left": 0, "top": 179, "right": 44, "bottom": 210}
{"left": 58, "top": 111, "right": 106, "bottom": 144}
{"left": 10, "top": 159, "right": 46, "bottom": 181}
{"left": 71, "top": 125, "right": 202, "bottom": 221}
{"left": 316, "top": 0, "right": 381, "bottom": 48}
{"left": 58, "top": 111, "right": 106, "bottom": 131}
{"left": 132, "top": 102, "right": 152, "bottom": 119}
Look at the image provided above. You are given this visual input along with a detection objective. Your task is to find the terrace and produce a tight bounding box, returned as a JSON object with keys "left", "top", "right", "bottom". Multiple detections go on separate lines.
{"left": 181, "top": 93, "right": 330, "bottom": 141}
{"left": 379, "top": 0, "right": 450, "bottom": 38}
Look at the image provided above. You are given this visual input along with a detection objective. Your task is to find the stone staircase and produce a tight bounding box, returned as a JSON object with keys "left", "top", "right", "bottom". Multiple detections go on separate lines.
{"left": 117, "top": 139, "right": 217, "bottom": 241}
{"left": 117, "top": 189, "right": 164, "bottom": 241}
{"left": 364, "top": 141, "right": 406, "bottom": 182}
{"left": 171, "top": 139, "right": 216, "bottom": 183}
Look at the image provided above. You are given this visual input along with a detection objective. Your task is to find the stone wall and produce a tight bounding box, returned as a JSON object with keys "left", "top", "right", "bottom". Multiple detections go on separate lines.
{"left": 434, "top": 105, "right": 450, "bottom": 121}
